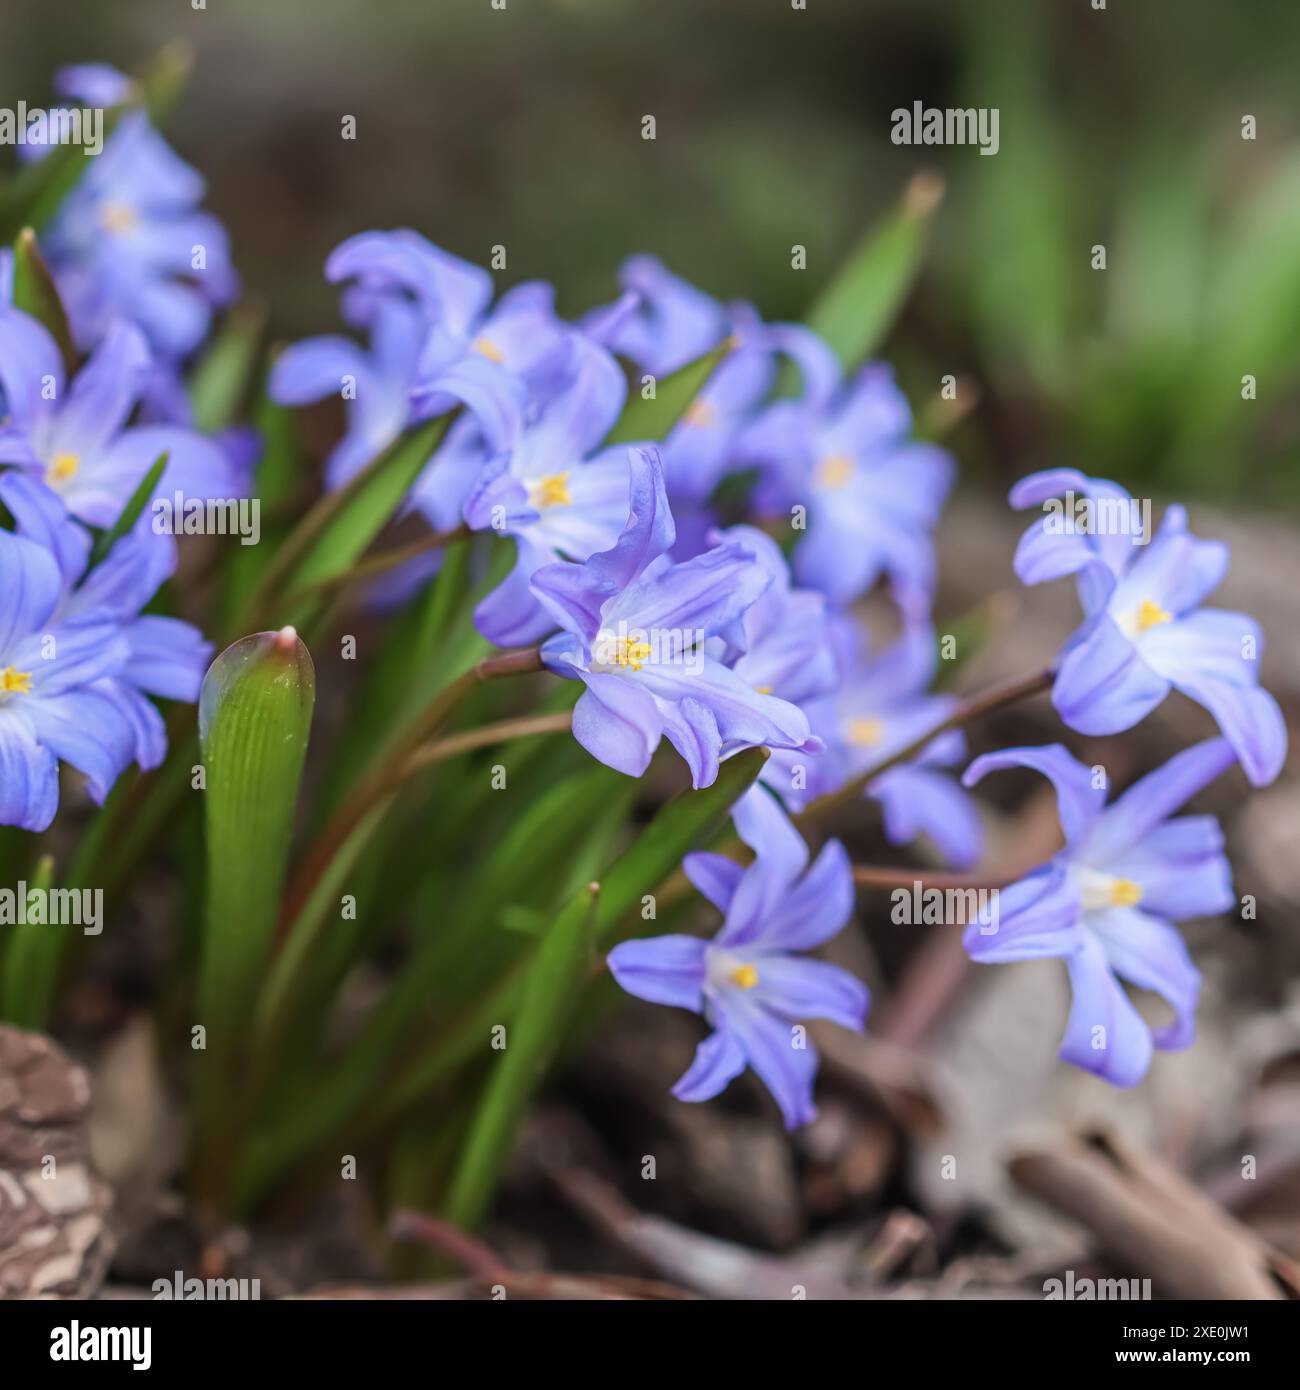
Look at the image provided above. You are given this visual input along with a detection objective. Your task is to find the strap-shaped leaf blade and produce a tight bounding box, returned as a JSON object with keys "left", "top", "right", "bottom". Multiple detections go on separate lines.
{"left": 443, "top": 746, "right": 768, "bottom": 1229}
{"left": 604, "top": 342, "right": 729, "bottom": 445}
{"left": 802, "top": 171, "right": 944, "bottom": 370}
{"left": 192, "top": 627, "right": 315, "bottom": 1206}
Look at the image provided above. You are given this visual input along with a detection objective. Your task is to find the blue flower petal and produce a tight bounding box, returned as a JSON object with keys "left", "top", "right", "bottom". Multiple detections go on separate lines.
{"left": 606, "top": 935, "right": 707, "bottom": 1012}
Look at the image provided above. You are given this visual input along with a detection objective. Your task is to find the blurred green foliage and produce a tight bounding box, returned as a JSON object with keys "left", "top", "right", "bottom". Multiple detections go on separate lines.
{"left": 2, "top": 0, "right": 1298, "bottom": 501}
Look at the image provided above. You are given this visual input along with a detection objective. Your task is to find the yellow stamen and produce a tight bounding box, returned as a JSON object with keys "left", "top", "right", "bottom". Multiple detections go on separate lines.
{"left": 683, "top": 398, "right": 717, "bottom": 429}
{"left": 815, "top": 453, "right": 855, "bottom": 489}
{"left": 46, "top": 452, "right": 80, "bottom": 486}
{"left": 471, "top": 336, "right": 504, "bottom": 364}
{"left": 847, "top": 716, "right": 884, "bottom": 747}
{"left": 613, "top": 638, "right": 653, "bottom": 672}
{"left": 1109, "top": 878, "right": 1143, "bottom": 908}
{"left": 527, "top": 472, "right": 572, "bottom": 509}
{"left": 730, "top": 963, "right": 759, "bottom": 990}
{"left": 100, "top": 202, "right": 138, "bottom": 235}
{"left": 1, "top": 666, "right": 33, "bottom": 695}
{"left": 1131, "top": 598, "right": 1172, "bottom": 635}
{"left": 755, "top": 684, "right": 772, "bottom": 695}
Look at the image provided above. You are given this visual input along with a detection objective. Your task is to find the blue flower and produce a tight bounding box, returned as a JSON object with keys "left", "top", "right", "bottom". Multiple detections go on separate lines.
{"left": 320, "top": 229, "right": 577, "bottom": 420}
{"left": 271, "top": 296, "right": 434, "bottom": 490}
{"left": 41, "top": 65, "right": 238, "bottom": 359}
{"left": 271, "top": 230, "right": 641, "bottom": 585}
{"left": 960, "top": 738, "right": 1237, "bottom": 1087}
{"left": 744, "top": 363, "right": 953, "bottom": 611}
{"left": 0, "top": 473, "right": 209, "bottom": 830}
{"left": 607, "top": 786, "right": 867, "bottom": 1128}
{"left": 533, "top": 448, "right": 820, "bottom": 788}
{"left": 593, "top": 254, "right": 727, "bottom": 377}
{"left": 709, "top": 524, "right": 840, "bottom": 710}
{"left": 1011, "top": 468, "right": 1287, "bottom": 787}
{"left": 464, "top": 333, "right": 639, "bottom": 647}
{"left": 764, "top": 616, "right": 982, "bottom": 868}
{"left": 595, "top": 257, "right": 840, "bottom": 551}
{"left": 698, "top": 531, "right": 973, "bottom": 865}
{"left": 0, "top": 309, "right": 243, "bottom": 531}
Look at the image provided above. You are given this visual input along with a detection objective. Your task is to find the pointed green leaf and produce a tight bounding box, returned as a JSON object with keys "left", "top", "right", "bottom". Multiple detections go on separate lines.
{"left": 604, "top": 342, "right": 729, "bottom": 445}
{"left": 12, "top": 228, "right": 76, "bottom": 371}
{"left": 140, "top": 40, "right": 195, "bottom": 125}
{"left": 189, "top": 300, "right": 266, "bottom": 433}
{"left": 86, "top": 452, "right": 169, "bottom": 570}
{"left": 243, "top": 415, "right": 448, "bottom": 632}
{"left": 216, "top": 392, "right": 302, "bottom": 631}
{"left": 801, "top": 171, "right": 944, "bottom": 370}
{"left": 0, "top": 853, "right": 59, "bottom": 1028}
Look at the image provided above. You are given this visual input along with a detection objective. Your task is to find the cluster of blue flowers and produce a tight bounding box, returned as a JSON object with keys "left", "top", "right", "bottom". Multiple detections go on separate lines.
{"left": 1, "top": 64, "right": 239, "bottom": 830}
{"left": 0, "top": 61, "right": 1287, "bottom": 1129}
{"left": 273, "top": 233, "right": 1286, "bottom": 1123}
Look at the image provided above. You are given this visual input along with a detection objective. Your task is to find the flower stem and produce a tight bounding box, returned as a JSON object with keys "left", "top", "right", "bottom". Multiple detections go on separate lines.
{"left": 276, "top": 646, "right": 546, "bottom": 936}
{"left": 399, "top": 710, "right": 572, "bottom": 779}
{"left": 799, "top": 665, "right": 1055, "bottom": 825}
{"left": 276, "top": 522, "right": 470, "bottom": 613}
{"left": 852, "top": 865, "right": 1015, "bottom": 892}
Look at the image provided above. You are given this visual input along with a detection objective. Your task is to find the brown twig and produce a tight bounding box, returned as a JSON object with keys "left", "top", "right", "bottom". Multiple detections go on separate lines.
{"left": 853, "top": 866, "right": 1016, "bottom": 892}
{"left": 389, "top": 1209, "right": 511, "bottom": 1286}
{"left": 387, "top": 1207, "right": 696, "bottom": 1301}
{"left": 800, "top": 666, "right": 1054, "bottom": 826}
{"left": 1010, "top": 1128, "right": 1300, "bottom": 1300}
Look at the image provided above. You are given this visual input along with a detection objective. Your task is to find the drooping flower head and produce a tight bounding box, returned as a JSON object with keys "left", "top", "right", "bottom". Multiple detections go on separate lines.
{"left": 0, "top": 472, "right": 209, "bottom": 829}
{"left": 961, "top": 738, "right": 1237, "bottom": 1086}
{"left": 534, "top": 448, "right": 821, "bottom": 789}
{"left": 1011, "top": 468, "right": 1287, "bottom": 787}
{"left": 607, "top": 786, "right": 867, "bottom": 1128}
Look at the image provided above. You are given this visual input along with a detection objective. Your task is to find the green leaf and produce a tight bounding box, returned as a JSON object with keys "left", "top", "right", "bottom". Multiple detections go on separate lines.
{"left": 0, "top": 132, "right": 113, "bottom": 243}
{"left": 0, "top": 854, "right": 59, "bottom": 1028}
{"left": 140, "top": 40, "right": 195, "bottom": 125}
{"left": 86, "top": 453, "right": 169, "bottom": 570}
{"left": 442, "top": 746, "right": 768, "bottom": 1229}
{"left": 216, "top": 393, "right": 302, "bottom": 631}
{"left": 243, "top": 416, "right": 448, "bottom": 632}
{"left": 189, "top": 300, "right": 266, "bottom": 434}
{"left": 12, "top": 228, "right": 76, "bottom": 371}
{"left": 604, "top": 342, "right": 730, "bottom": 444}
{"left": 801, "top": 171, "right": 944, "bottom": 371}
{"left": 191, "top": 627, "right": 315, "bottom": 1208}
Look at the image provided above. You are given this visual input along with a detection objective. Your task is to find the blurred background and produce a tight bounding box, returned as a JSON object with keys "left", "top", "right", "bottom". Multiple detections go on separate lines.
{"left": 4, "top": 0, "right": 1300, "bottom": 504}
